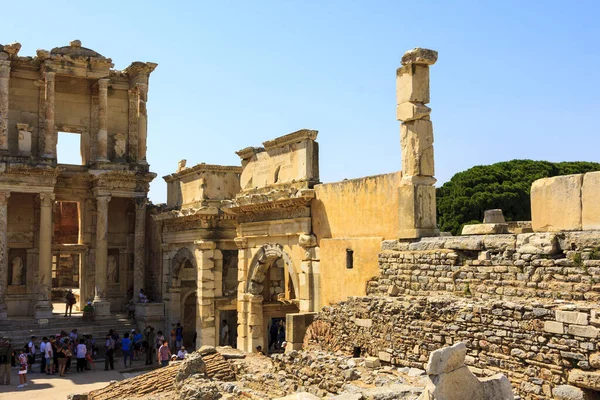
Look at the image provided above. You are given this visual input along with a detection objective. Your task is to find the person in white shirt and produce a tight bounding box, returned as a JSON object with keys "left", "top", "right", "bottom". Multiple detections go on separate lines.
{"left": 44, "top": 339, "right": 53, "bottom": 375}
{"left": 39, "top": 337, "right": 48, "bottom": 374}
{"left": 177, "top": 346, "right": 188, "bottom": 360}
{"left": 27, "top": 336, "right": 36, "bottom": 369}
{"left": 76, "top": 339, "right": 87, "bottom": 373}
{"left": 221, "top": 320, "right": 229, "bottom": 346}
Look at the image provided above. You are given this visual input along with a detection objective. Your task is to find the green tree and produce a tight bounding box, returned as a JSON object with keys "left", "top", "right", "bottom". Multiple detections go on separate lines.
{"left": 437, "top": 160, "right": 600, "bottom": 235}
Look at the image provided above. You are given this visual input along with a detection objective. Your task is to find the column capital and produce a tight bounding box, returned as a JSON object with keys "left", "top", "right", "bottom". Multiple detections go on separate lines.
{"left": 97, "top": 195, "right": 111, "bottom": 205}
{"left": 234, "top": 237, "right": 248, "bottom": 249}
{"left": 44, "top": 71, "right": 56, "bottom": 82}
{"left": 38, "top": 193, "right": 55, "bottom": 206}
{"left": 98, "top": 78, "right": 110, "bottom": 90}
{"left": 135, "top": 198, "right": 148, "bottom": 211}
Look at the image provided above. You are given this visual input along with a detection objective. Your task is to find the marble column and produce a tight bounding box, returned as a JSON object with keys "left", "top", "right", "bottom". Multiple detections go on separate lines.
{"left": 93, "top": 195, "right": 111, "bottom": 316}
{"left": 133, "top": 199, "right": 147, "bottom": 301}
{"left": 127, "top": 87, "right": 139, "bottom": 163}
{"left": 0, "top": 192, "right": 10, "bottom": 318}
{"left": 194, "top": 240, "right": 217, "bottom": 347}
{"left": 43, "top": 71, "right": 56, "bottom": 158}
{"left": 0, "top": 59, "right": 10, "bottom": 152}
{"left": 34, "top": 192, "right": 54, "bottom": 319}
{"left": 137, "top": 84, "right": 148, "bottom": 163}
{"left": 97, "top": 79, "right": 109, "bottom": 161}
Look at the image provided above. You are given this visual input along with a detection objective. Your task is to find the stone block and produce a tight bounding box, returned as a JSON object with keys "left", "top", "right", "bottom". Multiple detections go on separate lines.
{"left": 557, "top": 310, "right": 589, "bottom": 325}
{"left": 568, "top": 325, "right": 598, "bottom": 339}
{"left": 400, "top": 119, "right": 434, "bottom": 176}
{"left": 589, "top": 352, "right": 600, "bottom": 368}
{"left": 396, "top": 64, "right": 430, "bottom": 104}
{"left": 365, "top": 357, "right": 380, "bottom": 368}
{"left": 506, "top": 221, "right": 533, "bottom": 234}
{"left": 354, "top": 318, "right": 373, "bottom": 328}
{"left": 426, "top": 342, "right": 467, "bottom": 375}
{"left": 544, "top": 321, "right": 565, "bottom": 334}
{"left": 445, "top": 236, "right": 483, "bottom": 251}
{"left": 396, "top": 101, "right": 431, "bottom": 121}
{"left": 398, "top": 183, "right": 438, "bottom": 239}
{"left": 274, "top": 393, "right": 321, "bottom": 400}
{"left": 378, "top": 351, "right": 392, "bottom": 363}
{"left": 569, "top": 369, "right": 600, "bottom": 391}
{"left": 483, "top": 209, "right": 506, "bottom": 223}
{"left": 583, "top": 171, "right": 600, "bottom": 230}
{"left": 516, "top": 233, "right": 558, "bottom": 255}
{"left": 286, "top": 312, "right": 317, "bottom": 343}
{"left": 531, "top": 174, "right": 583, "bottom": 232}
{"left": 483, "top": 234, "right": 517, "bottom": 251}
{"left": 461, "top": 223, "right": 508, "bottom": 235}
{"left": 552, "top": 385, "right": 591, "bottom": 400}
{"left": 401, "top": 48, "right": 438, "bottom": 66}
{"left": 388, "top": 285, "right": 399, "bottom": 296}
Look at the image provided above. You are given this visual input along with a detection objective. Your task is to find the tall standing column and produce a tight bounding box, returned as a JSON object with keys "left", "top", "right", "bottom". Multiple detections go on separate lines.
{"left": 34, "top": 192, "right": 54, "bottom": 319}
{"left": 43, "top": 71, "right": 56, "bottom": 159}
{"left": 0, "top": 58, "right": 10, "bottom": 152}
{"left": 137, "top": 83, "right": 148, "bottom": 163}
{"left": 133, "top": 199, "right": 147, "bottom": 301}
{"left": 93, "top": 195, "right": 111, "bottom": 317}
{"left": 396, "top": 48, "right": 440, "bottom": 239}
{"left": 0, "top": 192, "right": 10, "bottom": 318}
{"left": 97, "top": 78, "right": 109, "bottom": 161}
{"left": 194, "top": 240, "right": 217, "bottom": 347}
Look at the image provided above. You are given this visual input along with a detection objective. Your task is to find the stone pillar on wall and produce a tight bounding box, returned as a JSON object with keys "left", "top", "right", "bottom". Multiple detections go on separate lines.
{"left": 235, "top": 238, "right": 249, "bottom": 351}
{"left": 93, "top": 195, "right": 111, "bottom": 316}
{"left": 137, "top": 84, "right": 148, "bottom": 163}
{"left": 133, "top": 199, "right": 147, "bottom": 301}
{"left": 396, "top": 48, "right": 440, "bottom": 239}
{"left": 299, "top": 234, "right": 320, "bottom": 312}
{"left": 43, "top": 71, "right": 56, "bottom": 159}
{"left": 194, "top": 240, "right": 217, "bottom": 348}
{"left": 0, "top": 57, "right": 11, "bottom": 152}
{"left": 96, "top": 78, "right": 110, "bottom": 162}
{"left": 34, "top": 192, "right": 54, "bottom": 319}
{"left": 0, "top": 192, "right": 10, "bottom": 318}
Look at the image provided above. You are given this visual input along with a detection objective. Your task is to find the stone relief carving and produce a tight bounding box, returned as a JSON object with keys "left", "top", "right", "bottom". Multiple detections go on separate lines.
{"left": 114, "top": 133, "right": 126, "bottom": 159}
{"left": 108, "top": 254, "right": 118, "bottom": 283}
{"left": 10, "top": 256, "right": 23, "bottom": 285}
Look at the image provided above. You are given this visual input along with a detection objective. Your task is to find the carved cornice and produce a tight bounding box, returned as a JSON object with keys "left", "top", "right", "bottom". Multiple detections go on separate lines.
{"left": 0, "top": 165, "right": 62, "bottom": 188}
{"left": 163, "top": 163, "right": 242, "bottom": 183}
{"left": 0, "top": 42, "right": 21, "bottom": 59}
{"left": 262, "top": 129, "right": 318, "bottom": 150}
{"left": 194, "top": 240, "right": 216, "bottom": 251}
{"left": 235, "top": 147, "right": 265, "bottom": 160}
{"left": 231, "top": 188, "right": 315, "bottom": 214}
{"left": 124, "top": 62, "right": 158, "bottom": 85}
{"left": 91, "top": 169, "right": 156, "bottom": 195}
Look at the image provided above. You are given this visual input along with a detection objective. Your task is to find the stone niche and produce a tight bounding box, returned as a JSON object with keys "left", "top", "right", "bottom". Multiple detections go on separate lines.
{"left": 236, "top": 129, "right": 319, "bottom": 191}
{"left": 8, "top": 248, "right": 27, "bottom": 287}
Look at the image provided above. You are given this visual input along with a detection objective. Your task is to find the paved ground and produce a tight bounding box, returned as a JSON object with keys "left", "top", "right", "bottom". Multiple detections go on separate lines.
{"left": 0, "top": 356, "right": 156, "bottom": 399}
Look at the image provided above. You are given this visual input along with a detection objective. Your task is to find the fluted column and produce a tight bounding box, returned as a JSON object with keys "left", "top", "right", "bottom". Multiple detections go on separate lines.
{"left": 97, "top": 79, "right": 109, "bottom": 161}
{"left": 43, "top": 71, "right": 56, "bottom": 158}
{"left": 0, "top": 192, "right": 10, "bottom": 318}
{"left": 137, "top": 83, "right": 148, "bottom": 163}
{"left": 0, "top": 59, "right": 10, "bottom": 152}
{"left": 133, "top": 199, "right": 146, "bottom": 301}
{"left": 93, "top": 195, "right": 111, "bottom": 316}
{"left": 34, "top": 192, "right": 54, "bottom": 319}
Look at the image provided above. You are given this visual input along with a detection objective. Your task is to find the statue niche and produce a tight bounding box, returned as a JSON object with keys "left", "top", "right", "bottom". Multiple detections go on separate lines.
{"left": 107, "top": 254, "right": 119, "bottom": 284}
{"left": 9, "top": 256, "right": 24, "bottom": 285}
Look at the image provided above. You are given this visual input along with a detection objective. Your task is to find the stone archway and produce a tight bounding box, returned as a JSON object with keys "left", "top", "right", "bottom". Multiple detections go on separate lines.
{"left": 245, "top": 243, "right": 299, "bottom": 298}
{"left": 165, "top": 247, "right": 197, "bottom": 337}
{"left": 169, "top": 247, "right": 196, "bottom": 289}
{"left": 182, "top": 291, "right": 197, "bottom": 349}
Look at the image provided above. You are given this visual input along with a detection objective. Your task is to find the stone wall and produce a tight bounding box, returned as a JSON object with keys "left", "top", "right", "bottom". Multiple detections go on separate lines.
{"left": 304, "top": 230, "right": 600, "bottom": 399}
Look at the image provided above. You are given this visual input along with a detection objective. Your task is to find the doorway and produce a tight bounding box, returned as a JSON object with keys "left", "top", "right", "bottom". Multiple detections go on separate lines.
{"left": 183, "top": 292, "right": 197, "bottom": 350}
{"left": 219, "top": 310, "right": 237, "bottom": 348}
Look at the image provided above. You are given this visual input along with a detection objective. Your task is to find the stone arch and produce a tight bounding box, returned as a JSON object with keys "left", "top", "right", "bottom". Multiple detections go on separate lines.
{"left": 245, "top": 243, "right": 299, "bottom": 298}
{"left": 169, "top": 246, "right": 196, "bottom": 288}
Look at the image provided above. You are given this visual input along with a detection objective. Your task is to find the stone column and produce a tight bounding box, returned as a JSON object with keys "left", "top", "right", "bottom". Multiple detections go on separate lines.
{"left": 298, "top": 234, "right": 320, "bottom": 312}
{"left": 34, "top": 192, "right": 54, "bottom": 319}
{"left": 133, "top": 199, "right": 147, "bottom": 301}
{"left": 96, "top": 78, "right": 110, "bottom": 162}
{"left": 43, "top": 71, "right": 56, "bottom": 158}
{"left": 0, "top": 192, "right": 10, "bottom": 318}
{"left": 397, "top": 48, "right": 440, "bottom": 239}
{"left": 93, "top": 195, "right": 111, "bottom": 316}
{"left": 0, "top": 58, "right": 10, "bottom": 152}
{"left": 194, "top": 240, "right": 217, "bottom": 347}
{"left": 137, "top": 84, "right": 148, "bottom": 163}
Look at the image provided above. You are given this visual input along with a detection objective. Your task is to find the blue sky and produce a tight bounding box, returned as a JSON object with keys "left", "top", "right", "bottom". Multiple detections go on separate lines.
{"left": 2, "top": 1, "right": 599, "bottom": 203}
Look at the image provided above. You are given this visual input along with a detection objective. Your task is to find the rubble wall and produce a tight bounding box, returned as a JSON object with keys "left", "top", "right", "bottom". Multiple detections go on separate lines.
{"left": 308, "top": 231, "right": 600, "bottom": 399}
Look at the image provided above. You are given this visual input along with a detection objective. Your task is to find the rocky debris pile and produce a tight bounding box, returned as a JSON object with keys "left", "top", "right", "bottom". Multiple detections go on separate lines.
{"left": 418, "top": 342, "right": 514, "bottom": 400}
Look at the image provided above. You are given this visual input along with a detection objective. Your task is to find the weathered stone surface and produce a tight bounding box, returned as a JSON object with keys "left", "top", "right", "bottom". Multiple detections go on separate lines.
{"left": 444, "top": 236, "right": 483, "bottom": 251}
{"left": 552, "top": 385, "right": 593, "bottom": 400}
{"left": 274, "top": 394, "right": 321, "bottom": 400}
{"left": 531, "top": 174, "right": 583, "bottom": 232}
{"left": 583, "top": 171, "right": 600, "bottom": 230}
{"left": 397, "top": 101, "right": 431, "bottom": 122}
{"left": 400, "top": 119, "right": 434, "bottom": 177}
{"left": 480, "top": 374, "right": 515, "bottom": 400}
{"left": 568, "top": 325, "right": 598, "bottom": 339}
{"left": 461, "top": 223, "right": 508, "bottom": 235}
{"left": 408, "top": 237, "right": 447, "bottom": 251}
{"left": 559, "top": 231, "right": 600, "bottom": 251}
{"left": 569, "top": 369, "right": 600, "bottom": 391}
{"left": 544, "top": 321, "right": 565, "bottom": 334}
{"left": 483, "top": 209, "right": 506, "bottom": 223}
{"left": 396, "top": 64, "right": 430, "bottom": 106}
{"left": 482, "top": 234, "right": 517, "bottom": 251}
{"left": 590, "top": 353, "right": 600, "bottom": 369}
{"left": 401, "top": 48, "right": 438, "bottom": 66}
{"left": 365, "top": 357, "right": 380, "bottom": 368}
{"left": 505, "top": 221, "right": 533, "bottom": 234}
{"left": 557, "top": 311, "right": 589, "bottom": 326}
{"left": 426, "top": 342, "right": 467, "bottom": 375}
{"left": 298, "top": 234, "right": 317, "bottom": 248}
{"left": 516, "top": 233, "right": 558, "bottom": 255}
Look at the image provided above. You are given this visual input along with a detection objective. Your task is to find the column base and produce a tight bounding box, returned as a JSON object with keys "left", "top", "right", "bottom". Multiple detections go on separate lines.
{"left": 92, "top": 299, "right": 112, "bottom": 318}
{"left": 34, "top": 301, "right": 53, "bottom": 319}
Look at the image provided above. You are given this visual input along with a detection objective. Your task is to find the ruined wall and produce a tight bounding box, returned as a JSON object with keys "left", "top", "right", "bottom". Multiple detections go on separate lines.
{"left": 305, "top": 231, "right": 600, "bottom": 399}
{"left": 7, "top": 73, "right": 40, "bottom": 155}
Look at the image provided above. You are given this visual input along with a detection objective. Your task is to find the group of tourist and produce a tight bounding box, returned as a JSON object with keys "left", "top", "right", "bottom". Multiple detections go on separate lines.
{"left": 0, "top": 322, "right": 190, "bottom": 389}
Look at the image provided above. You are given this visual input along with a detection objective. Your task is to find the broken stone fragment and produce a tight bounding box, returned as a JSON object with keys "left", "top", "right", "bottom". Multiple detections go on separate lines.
{"left": 401, "top": 48, "right": 438, "bottom": 66}
{"left": 483, "top": 209, "right": 506, "bottom": 223}
{"left": 396, "top": 101, "right": 431, "bottom": 122}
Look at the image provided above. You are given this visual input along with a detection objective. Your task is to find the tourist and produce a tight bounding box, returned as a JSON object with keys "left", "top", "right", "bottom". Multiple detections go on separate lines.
{"left": 121, "top": 332, "right": 132, "bottom": 368}
{"left": 83, "top": 302, "right": 94, "bottom": 321}
{"left": 64, "top": 341, "right": 73, "bottom": 374}
{"left": 156, "top": 330, "right": 165, "bottom": 352}
{"left": 51, "top": 336, "right": 58, "bottom": 374}
{"left": 255, "top": 346, "right": 265, "bottom": 355}
{"left": 158, "top": 341, "right": 171, "bottom": 367}
{"left": 277, "top": 321, "right": 286, "bottom": 350}
{"left": 27, "top": 336, "right": 36, "bottom": 371}
{"left": 85, "top": 335, "right": 96, "bottom": 370}
{"left": 39, "top": 337, "right": 48, "bottom": 373}
{"left": 144, "top": 325, "right": 156, "bottom": 365}
{"left": 76, "top": 339, "right": 87, "bottom": 373}
{"left": 177, "top": 346, "right": 188, "bottom": 360}
{"left": 64, "top": 290, "right": 76, "bottom": 317}
{"left": 175, "top": 323, "right": 184, "bottom": 349}
{"left": 104, "top": 333, "right": 115, "bottom": 371}
{"left": 132, "top": 329, "right": 143, "bottom": 361}
{"left": 220, "top": 320, "right": 229, "bottom": 346}
{"left": 57, "top": 345, "right": 68, "bottom": 377}
{"left": 44, "top": 336, "right": 54, "bottom": 375}
{"left": 139, "top": 288, "right": 148, "bottom": 303}
{"left": 268, "top": 321, "right": 279, "bottom": 351}
{"left": 0, "top": 336, "right": 11, "bottom": 385}
{"left": 17, "top": 350, "right": 28, "bottom": 388}
{"left": 170, "top": 324, "right": 176, "bottom": 352}
{"left": 127, "top": 299, "right": 136, "bottom": 319}
{"left": 69, "top": 329, "right": 78, "bottom": 343}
